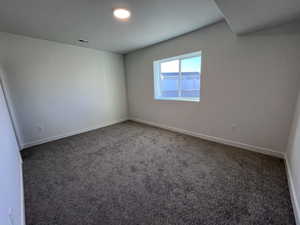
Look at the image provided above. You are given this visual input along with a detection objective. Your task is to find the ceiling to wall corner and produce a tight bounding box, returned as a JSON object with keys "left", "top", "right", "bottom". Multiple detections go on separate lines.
{"left": 0, "top": 0, "right": 223, "bottom": 53}
{"left": 214, "top": 0, "right": 300, "bottom": 34}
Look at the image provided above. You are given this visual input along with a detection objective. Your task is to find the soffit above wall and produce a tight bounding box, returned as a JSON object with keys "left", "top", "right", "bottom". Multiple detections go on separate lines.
{"left": 214, "top": 0, "right": 300, "bottom": 34}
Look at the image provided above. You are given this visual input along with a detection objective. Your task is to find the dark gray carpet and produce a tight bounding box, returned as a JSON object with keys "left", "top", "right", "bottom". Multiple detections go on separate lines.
{"left": 22, "top": 121, "right": 295, "bottom": 225}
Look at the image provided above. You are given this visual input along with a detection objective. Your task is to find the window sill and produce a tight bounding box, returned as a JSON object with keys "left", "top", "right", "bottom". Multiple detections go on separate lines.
{"left": 154, "top": 97, "right": 200, "bottom": 102}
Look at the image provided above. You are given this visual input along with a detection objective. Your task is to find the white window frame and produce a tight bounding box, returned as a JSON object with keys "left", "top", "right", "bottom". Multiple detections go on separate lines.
{"left": 153, "top": 51, "right": 202, "bottom": 102}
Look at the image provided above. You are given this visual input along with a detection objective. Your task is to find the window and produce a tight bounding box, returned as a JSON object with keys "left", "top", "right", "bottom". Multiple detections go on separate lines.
{"left": 153, "top": 51, "right": 201, "bottom": 102}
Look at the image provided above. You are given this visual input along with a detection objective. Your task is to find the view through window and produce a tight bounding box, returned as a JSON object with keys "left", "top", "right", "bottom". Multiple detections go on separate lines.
{"left": 153, "top": 51, "right": 201, "bottom": 101}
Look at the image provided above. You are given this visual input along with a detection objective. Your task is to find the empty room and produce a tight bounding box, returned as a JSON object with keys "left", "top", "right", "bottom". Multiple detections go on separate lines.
{"left": 1, "top": 0, "right": 300, "bottom": 224}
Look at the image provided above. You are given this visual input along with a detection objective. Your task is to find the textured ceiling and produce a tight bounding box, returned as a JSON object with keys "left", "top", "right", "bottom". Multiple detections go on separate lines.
{"left": 214, "top": 0, "right": 300, "bottom": 34}
{"left": 0, "top": 0, "right": 223, "bottom": 53}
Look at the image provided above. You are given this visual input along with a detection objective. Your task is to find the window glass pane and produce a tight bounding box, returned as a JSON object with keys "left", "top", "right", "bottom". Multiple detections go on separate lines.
{"left": 160, "top": 60, "right": 179, "bottom": 97}
{"left": 181, "top": 56, "right": 201, "bottom": 73}
{"left": 153, "top": 52, "right": 201, "bottom": 101}
{"left": 181, "top": 56, "right": 201, "bottom": 98}
{"left": 161, "top": 60, "right": 179, "bottom": 73}
{"left": 160, "top": 77, "right": 179, "bottom": 97}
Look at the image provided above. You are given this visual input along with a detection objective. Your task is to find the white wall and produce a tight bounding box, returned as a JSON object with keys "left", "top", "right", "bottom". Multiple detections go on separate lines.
{"left": 0, "top": 71, "right": 24, "bottom": 225}
{"left": 125, "top": 20, "right": 300, "bottom": 155}
{"left": 0, "top": 32, "right": 128, "bottom": 148}
{"left": 287, "top": 89, "right": 300, "bottom": 225}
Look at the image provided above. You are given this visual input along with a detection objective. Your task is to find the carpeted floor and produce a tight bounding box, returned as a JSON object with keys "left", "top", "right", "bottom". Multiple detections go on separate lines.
{"left": 22, "top": 121, "right": 295, "bottom": 225}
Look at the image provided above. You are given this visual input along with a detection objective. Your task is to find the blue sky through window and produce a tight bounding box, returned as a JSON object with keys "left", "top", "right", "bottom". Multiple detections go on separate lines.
{"left": 181, "top": 56, "right": 201, "bottom": 72}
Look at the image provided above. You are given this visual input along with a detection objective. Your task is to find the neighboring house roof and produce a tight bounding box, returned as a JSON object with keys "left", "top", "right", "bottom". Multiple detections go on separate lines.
{"left": 161, "top": 72, "right": 200, "bottom": 76}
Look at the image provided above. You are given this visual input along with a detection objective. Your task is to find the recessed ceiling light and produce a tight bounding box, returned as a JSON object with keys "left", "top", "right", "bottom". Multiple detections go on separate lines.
{"left": 113, "top": 8, "right": 131, "bottom": 20}
{"left": 78, "top": 39, "right": 88, "bottom": 43}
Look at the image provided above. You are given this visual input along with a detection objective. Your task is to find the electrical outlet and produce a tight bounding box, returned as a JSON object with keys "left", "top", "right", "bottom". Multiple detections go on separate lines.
{"left": 36, "top": 126, "right": 43, "bottom": 132}
{"left": 231, "top": 124, "right": 237, "bottom": 132}
{"left": 34, "top": 124, "right": 44, "bottom": 134}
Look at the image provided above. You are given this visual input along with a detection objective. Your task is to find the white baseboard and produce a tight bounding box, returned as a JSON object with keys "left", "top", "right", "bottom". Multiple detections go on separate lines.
{"left": 285, "top": 157, "right": 300, "bottom": 225}
{"left": 21, "top": 118, "right": 128, "bottom": 149}
{"left": 129, "top": 117, "right": 284, "bottom": 159}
